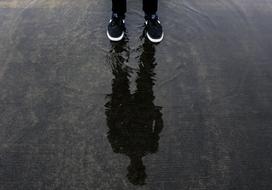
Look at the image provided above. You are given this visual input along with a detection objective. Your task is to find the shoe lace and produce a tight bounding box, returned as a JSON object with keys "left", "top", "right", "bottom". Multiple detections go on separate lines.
{"left": 147, "top": 15, "right": 160, "bottom": 27}
{"left": 111, "top": 15, "right": 124, "bottom": 26}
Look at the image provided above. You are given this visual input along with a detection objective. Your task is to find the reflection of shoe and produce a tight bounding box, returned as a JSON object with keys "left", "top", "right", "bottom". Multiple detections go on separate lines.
{"left": 145, "top": 14, "right": 164, "bottom": 43}
{"left": 107, "top": 13, "right": 125, "bottom": 42}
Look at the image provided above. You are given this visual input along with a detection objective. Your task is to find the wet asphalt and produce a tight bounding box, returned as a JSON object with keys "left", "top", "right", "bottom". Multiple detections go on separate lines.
{"left": 0, "top": 0, "right": 272, "bottom": 189}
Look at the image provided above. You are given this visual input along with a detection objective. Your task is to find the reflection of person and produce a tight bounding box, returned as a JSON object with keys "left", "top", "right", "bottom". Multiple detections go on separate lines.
{"left": 107, "top": 0, "right": 164, "bottom": 43}
{"left": 105, "top": 39, "right": 163, "bottom": 185}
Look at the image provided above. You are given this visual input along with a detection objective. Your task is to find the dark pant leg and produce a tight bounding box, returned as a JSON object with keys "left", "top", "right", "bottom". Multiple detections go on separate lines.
{"left": 143, "top": 0, "right": 158, "bottom": 15}
{"left": 112, "top": 0, "right": 126, "bottom": 17}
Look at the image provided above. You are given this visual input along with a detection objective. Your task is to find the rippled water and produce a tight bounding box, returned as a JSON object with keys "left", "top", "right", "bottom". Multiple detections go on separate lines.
{"left": 1, "top": 0, "right": 272, "bottom": 189}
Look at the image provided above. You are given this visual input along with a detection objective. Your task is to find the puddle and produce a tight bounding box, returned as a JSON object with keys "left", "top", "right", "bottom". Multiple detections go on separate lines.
{"left": 0, "top": 0, "right": 272, "bottom": 189}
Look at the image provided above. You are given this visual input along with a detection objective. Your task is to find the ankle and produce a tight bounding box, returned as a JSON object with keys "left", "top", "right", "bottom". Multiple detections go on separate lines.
{"left": 112, "top": 12, "right": 125, "bottom": 19}
{"left": 144, "top": 13, "right": 158, "bottom": 20}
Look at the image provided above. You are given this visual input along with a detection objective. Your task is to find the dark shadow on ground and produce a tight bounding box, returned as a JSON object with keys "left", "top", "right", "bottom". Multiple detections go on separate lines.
{"left": 105, "top": 37, "right": 163, "bottom": 185}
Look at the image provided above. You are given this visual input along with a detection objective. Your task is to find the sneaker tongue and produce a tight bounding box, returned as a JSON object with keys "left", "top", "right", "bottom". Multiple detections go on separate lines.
{"left": 113, "top": 13, "right": 118, "bottom": 18}
{"left": 151, "top": 14, "right": 157, "bottom": 20}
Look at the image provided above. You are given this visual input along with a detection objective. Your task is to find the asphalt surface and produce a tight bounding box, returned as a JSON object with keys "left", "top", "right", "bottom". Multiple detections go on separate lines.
{"left": 1, "top": 0, "right": 272, "bottom": 189}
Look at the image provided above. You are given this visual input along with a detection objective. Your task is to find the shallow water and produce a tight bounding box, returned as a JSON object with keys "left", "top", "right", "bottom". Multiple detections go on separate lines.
{"left": 1, "top": 0, "right": 272, "bottom": 189}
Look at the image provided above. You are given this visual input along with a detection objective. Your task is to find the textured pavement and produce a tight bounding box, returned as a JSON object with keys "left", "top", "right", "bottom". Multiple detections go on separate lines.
{"left": 1, "top": 0, "right": 272, "bottom": 189}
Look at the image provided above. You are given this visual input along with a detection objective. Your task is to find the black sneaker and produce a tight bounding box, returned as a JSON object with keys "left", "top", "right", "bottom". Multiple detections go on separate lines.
{"left": 107, "top": 13, "right": 125, "bottom": 41}
{"left": 145, "top": 14, "right": 164, "bottom": 43}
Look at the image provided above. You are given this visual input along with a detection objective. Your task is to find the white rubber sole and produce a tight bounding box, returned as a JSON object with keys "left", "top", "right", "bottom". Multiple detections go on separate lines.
{"left": 107, "top": 30, "right": 125, "bottom": 42}
{"left": 146, "top": 32, "right": 164, "bottom": 43}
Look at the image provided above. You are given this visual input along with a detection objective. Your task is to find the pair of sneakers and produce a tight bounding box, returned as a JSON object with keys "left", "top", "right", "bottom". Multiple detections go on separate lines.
{"left": 107, "top": 13, "right": 164, "bottom": 43}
